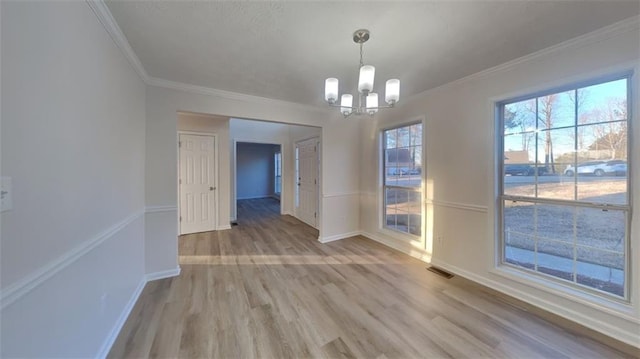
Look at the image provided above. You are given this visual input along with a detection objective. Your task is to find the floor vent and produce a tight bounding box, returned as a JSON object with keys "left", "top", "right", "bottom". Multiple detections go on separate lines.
{"left": 427, "top": 266, "right": 454, "bottom": 279}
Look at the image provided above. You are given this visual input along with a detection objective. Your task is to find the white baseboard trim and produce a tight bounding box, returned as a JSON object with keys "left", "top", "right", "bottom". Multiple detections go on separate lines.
{"left": 429, "top": 259, "right": 640, "bottom": 349}
{"left": 145, "top": 267, "right": 181, "bottom": 282}
{"left": 237, "top": 195, "right": 272, "bottom": 200}
{"left": 318, "top": 231, "right": 362, "bottom": 244}
{"left": 0, "top": 210, "right": 144, "bottom": 310}
{"left": 360, "top": 231, "right": 432, "bottom": 263}
{"left": 217, "top": 224, "right": 232, "bottom": 230}
{"left": 97, "top": 266, "right": 181, "bottom": 358}
{"left": 96, "top": 277, "right": 147, "bottom": 359}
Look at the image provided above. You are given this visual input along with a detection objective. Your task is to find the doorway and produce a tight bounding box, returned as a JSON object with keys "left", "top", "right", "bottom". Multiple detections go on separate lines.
{"left": 233, "top": 141, "right": 283, "bottom": 224}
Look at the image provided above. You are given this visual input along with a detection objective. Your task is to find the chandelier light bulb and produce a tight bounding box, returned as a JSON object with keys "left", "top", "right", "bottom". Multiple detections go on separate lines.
{"left": 366, "top": 93, "right": 378, "bottom": 115}
{"left": 325, "top": 78, "right": 339, "bottom": 104}
{"left": 358, "top": 65, "right": 375, "bottom": 93}
{"left": 385, "top": 79, "right": 400, "bottom": 105}
{"left": 341, "top": 94, "right": 353, "bottom": 116}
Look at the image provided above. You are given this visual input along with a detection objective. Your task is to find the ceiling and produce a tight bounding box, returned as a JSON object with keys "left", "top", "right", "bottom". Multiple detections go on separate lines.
{"left": 105, "top": 1, "right": 639, "bottom": 108}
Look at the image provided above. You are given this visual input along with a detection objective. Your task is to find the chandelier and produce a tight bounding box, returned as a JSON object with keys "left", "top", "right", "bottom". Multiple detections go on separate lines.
{"left": 324, "top": 29, "right": 400, "bottom": 117}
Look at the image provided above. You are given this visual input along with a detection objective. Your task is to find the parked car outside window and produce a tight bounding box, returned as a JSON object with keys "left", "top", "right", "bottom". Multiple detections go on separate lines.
{"left": 505, "top": 164, "right": 533, "bottom": 176}
{"left": 505, "top": 164, "right": 547, "bottom": 176}
{"left": 564, "top": 160, "right": 626, "bottom": 177}
{"left": 605, "top": 160, "right": 627, "bottom": 176}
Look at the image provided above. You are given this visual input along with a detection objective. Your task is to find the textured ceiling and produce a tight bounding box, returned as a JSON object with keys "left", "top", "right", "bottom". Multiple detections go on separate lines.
{"left": 105, "top": 1, "right": 639, "bottom": 107}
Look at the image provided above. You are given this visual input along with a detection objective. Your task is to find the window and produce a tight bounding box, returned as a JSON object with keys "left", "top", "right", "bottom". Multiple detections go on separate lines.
{"left": 499, "top": 75, "right": 631, "bottom": 299}
{"left": 274, "top": 151, "right": 282, "bottom": 195}
{"left": 383, "top": 123, "right": 422, "bottom": 236}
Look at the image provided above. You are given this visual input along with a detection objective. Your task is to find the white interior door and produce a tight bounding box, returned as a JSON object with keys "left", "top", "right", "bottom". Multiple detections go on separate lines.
{"left": 295, "top": 138, "right": 318, "bottom": 228}
{"left": 179, "top": 133, "right": 217, "bottom": 234}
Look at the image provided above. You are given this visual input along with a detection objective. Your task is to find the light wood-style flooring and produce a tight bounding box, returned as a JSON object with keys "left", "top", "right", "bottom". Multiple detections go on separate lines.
{"left": 109, "top": 198, "right": 635, "bottom": 358}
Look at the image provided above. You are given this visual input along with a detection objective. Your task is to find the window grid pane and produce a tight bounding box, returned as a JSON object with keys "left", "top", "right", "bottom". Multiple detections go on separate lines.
{"left": 383, "top": 123, "right": 422, "bottom": 236}
{"left": 500, "top": 77, "right": 630, "bottom": 299}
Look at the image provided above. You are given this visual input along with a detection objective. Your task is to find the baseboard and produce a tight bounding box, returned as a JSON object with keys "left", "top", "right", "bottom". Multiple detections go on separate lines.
{"left": 145, "top": 267, "right": 181, "bottom": 282}
{"left": 237, "top": 195, "right": 272, "bottom": 200}
{"left": 318, "top": 231, "right": 362, "bottom": 243}
{"left": 96, "top": 277, "right": 147, "bottom": 359}
{"left": 360, "top": 231, "right": 432, "bottom": 263}
{"left": 217, "top": 224, "right": 232, "bottom": 230}
{"left": 97, "top": 267, "right": 181, "bottom": 358}
{"left": 429, "top": 258, "right": 640, "bottom": 349}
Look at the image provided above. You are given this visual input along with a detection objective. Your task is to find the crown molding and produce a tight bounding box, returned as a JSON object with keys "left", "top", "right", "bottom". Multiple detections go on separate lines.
{"left": 146, "top": 76, "right": 328, "bottom": 114}
{"left": 403, "top": 15, "right": 640, "bottom": 106}
{"left": 85, "top": 0, "right": 149, "bottom": 82}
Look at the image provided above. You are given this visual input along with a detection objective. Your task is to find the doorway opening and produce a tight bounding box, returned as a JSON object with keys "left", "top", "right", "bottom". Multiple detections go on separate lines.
{"left": 234, "top": 142, "right": 282, "bottom": 224}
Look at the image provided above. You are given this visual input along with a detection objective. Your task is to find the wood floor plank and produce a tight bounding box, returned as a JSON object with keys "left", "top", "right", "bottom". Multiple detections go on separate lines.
{"left": 109, "top": 198, "right": 634, "bottom": 358}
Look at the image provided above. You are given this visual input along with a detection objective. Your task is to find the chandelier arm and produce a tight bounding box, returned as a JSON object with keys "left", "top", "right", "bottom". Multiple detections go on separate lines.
{"left": 326, "top": 103, "right": 396, "bottom": 111}
{"left": 364, "top": 104, "right": 396, "bottom": 110}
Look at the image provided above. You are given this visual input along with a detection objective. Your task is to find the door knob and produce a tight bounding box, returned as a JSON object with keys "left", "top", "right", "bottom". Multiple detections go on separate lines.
{"left": 210, "top": 186, "right": 215, "bottom": 191}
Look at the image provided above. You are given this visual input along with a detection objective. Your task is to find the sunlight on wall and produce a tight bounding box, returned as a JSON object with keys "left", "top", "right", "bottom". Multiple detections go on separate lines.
{"left": 425, "top": 178, "right": 434, "bottom": 256}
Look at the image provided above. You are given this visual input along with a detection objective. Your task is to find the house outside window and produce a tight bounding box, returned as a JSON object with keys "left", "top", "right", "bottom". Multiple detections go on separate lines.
{"left": 499, "top": 75, "right": 631, "bottom": 299}
{"left": 382, "top": 123, "right": 423, "bottom": 236}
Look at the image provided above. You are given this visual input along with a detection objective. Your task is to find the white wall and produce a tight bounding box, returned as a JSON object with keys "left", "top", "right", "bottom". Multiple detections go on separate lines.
{"left": 145, "top": 85, "right": 360, "bottom": 274}
{"left": 360, "top": 19, "right": 640, "bottom": 346}
{"left": 1, "top": 2, "right": 146, "bottom": 357}
{"left": 236, "top": 143, "right": 278, "bottom": 200}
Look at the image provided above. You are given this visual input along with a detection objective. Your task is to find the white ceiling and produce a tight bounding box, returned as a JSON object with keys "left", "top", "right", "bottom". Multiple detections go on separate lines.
{"left": 105, "top": 1, "right": 639, "bottom": 108}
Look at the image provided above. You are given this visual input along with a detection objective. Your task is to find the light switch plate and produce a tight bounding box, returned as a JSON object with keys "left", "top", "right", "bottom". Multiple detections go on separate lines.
{"left": 1, "top": 177, "right": 12, "bottom": 212}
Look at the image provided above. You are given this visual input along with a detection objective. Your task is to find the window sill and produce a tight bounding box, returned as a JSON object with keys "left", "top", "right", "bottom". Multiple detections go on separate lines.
{"left": 379, "top": 227, "right": 422, "bottom": 243}
{"left": 491, "top": 264, "right": 637, "bottom": 323}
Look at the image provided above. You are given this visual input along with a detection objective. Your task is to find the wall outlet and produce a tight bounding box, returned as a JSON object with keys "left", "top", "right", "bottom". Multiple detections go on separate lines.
{"left": 1, "top": 177, "right": 12, "bottom": 212}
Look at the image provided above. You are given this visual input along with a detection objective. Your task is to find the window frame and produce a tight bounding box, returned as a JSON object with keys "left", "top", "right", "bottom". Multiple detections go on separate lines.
{"left": 380, "top": 120, "right": 424, "bottom": 239}
{"left": 274, "top": 151, "right": 282, "bottom": 195}
{"left": 497, "top": 72, "right": 633, "bottom": 302}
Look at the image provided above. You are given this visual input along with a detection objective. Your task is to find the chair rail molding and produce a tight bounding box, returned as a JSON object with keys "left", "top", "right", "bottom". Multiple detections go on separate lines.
{"left": 0, "top": 210, "right": 144, "bottom": 310}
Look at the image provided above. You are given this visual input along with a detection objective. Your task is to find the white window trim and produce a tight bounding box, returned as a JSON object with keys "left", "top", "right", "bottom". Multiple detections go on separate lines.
{"left": 495, "top": 71, "right": 634, "bottom": 302}
{"left": 379, "top": 119, "right": 426, "bottom": 241}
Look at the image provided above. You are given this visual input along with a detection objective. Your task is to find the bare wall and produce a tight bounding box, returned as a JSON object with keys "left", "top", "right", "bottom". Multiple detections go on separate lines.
{"left": 1, "top": 1, "right": 146, "bottom": 357}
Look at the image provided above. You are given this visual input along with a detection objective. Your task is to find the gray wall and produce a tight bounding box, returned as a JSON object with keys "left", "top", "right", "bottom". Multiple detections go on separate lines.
{"left": 237, "top": 143, "right": 280, "bottom": 200}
